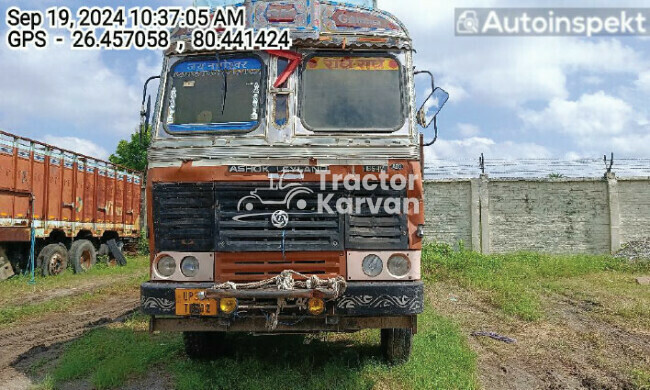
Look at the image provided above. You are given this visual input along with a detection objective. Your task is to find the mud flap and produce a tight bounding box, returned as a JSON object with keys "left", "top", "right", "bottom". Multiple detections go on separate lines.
{"left": 107, "top": 239, "right": 127, "bottom": 266}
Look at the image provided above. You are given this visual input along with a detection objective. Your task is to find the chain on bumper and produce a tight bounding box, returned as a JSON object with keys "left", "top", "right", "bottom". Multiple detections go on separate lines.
{"left": 196, "top": 270, "right": 348, "bottom": 331}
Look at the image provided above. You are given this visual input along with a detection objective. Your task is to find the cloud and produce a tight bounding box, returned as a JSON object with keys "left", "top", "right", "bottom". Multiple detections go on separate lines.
{"left": 636, "top": 71, "right": 650, "bottom": 92}
{"left": 520, "top": 91, "right": 650, "bottom": 156}
{"left": 425, "top": 137, "right": 551, "bottom": 163}
{"left": 381, "top": 0, "right": 647, "bottom": 108}
{"left": 457, "top": 123, "right": 480, "bottom": 137}
{"left": 0, "top": 42, "right": 140, "bottom": 139}
{"left": 42, "top": 135, "right": 110, "bottom": 160}
{"left": 520, "top": 91, "right": 635, "bottom": 137}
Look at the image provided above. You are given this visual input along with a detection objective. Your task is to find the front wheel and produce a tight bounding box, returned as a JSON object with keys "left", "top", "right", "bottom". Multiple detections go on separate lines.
{"left": 381, "top": 328, "right": 413, "bottom": 365}
{"left": 183, "top": 332, "right": 226, "bottom": 360}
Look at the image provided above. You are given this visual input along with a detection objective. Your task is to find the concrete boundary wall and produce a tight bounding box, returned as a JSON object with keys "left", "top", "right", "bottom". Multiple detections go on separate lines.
{"left": 423, "top": 173, "right": 650, "bottom": 254}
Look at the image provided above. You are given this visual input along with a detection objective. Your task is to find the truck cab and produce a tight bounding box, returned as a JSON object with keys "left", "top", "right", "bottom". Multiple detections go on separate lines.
{"left": 141, "top": 0, "right": 447, "bottom": 363}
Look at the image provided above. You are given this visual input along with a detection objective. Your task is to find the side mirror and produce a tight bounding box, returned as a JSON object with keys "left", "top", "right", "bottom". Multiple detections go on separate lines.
{"left": 417, "top": 87, "right": 450, "bottom": 128}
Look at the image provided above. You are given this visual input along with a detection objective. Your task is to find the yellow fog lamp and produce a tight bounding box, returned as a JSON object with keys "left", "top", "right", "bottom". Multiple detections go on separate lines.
{"left": 219, "top": 298, "right": 238, "bottom": 314}
{"left": 308, "top": 298, "right": 325, "bottom": 316}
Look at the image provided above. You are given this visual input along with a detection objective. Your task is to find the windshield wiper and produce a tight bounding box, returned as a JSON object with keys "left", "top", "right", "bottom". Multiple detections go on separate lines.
{"left": 216, "top": 53, "right": 228, "bottom": 116}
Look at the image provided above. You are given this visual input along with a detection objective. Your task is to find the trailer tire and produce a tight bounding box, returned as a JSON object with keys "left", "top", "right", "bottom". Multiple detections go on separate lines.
{"left": 183, "top": 332, "right": 226, "bottom": 360}
{"left": 106, "top": 239, "right": 127, "bottom": 267}
{"left": 381, "top": 328, "right": 413, "bottom": 365}
{"left": 39, "top": 244, "right": 68, "bottom": 277}
{"left": 69, "top": 240, "right": 97, "bottom": 274}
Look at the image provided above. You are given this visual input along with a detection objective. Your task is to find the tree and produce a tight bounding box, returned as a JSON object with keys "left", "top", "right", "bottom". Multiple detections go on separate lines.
{"left": 109, "top": 128, "right": 150, "bottom": 172}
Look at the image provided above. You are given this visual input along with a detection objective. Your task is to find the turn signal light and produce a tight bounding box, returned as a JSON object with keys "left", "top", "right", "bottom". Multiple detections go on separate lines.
{"left": 308, "top": 298, "right": 325, "bottom": 316}
{"left": 219, "top": 298, "right": 238, "bottom": 314}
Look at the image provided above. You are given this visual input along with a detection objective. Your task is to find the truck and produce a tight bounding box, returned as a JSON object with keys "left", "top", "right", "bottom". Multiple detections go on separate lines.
{"left": 0, "top": 130, "right": 143, "bottom": 279}
{"left": 141, "top": 0, "right": 449, "bottom": 363}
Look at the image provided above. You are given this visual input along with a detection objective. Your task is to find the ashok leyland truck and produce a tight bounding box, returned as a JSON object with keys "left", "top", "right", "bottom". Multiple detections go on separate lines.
{"left": 140, "top": 0, "right": 448, "bottom": 363}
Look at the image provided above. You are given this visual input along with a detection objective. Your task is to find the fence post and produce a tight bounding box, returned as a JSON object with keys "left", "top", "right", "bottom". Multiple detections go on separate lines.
{"left": 478, "top": 174, "right": 490, "bottom": 254}
{"left": 606, "top": 172, "right": 621, "bottom": 254}
{"left": 470, "top": 178, "right": 481, "bottom": 252}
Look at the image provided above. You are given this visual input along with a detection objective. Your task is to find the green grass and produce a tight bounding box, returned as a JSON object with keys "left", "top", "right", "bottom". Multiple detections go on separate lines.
{"left": 0, "top": 256, "right": 149, "bottom": 327}
{"left": 42, "top": 306, "right": 477, "bottom": 390}
{"left": 422, "top": 243, "right": 650, "bottom": 321}
{"left": 51, "top": 315, "right": 181, "bottom": 389}
{"left": 0, "top": 256, "right": 149, "bottom": 302}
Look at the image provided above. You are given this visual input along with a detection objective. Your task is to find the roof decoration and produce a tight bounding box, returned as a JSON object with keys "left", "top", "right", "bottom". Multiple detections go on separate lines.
{"left": 173, "top": 0, "right": 410, "bottom": 53}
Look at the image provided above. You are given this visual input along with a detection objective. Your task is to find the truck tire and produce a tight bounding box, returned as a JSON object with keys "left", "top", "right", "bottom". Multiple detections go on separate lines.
{"left": 183, "top": 332, "right": 226, "bottom": 360}
{"left": 69, "top": 240, "right": 97, "bottom": 274}
{"left": 39, "top": 244, "right": 68, "bottom": 277}
{"left": 106, "top": 239, "right": 127, "bottom": 266}
{"left": 381, "top": 328, "right": 413, "bottom": 365}
{"left": 0, "top": 246, "right": 15, "bottom": 281}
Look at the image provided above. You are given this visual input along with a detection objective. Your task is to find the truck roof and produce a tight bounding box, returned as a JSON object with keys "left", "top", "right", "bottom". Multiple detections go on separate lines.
{"left": 169, "top": 0, "right": 411, "bottom": 54}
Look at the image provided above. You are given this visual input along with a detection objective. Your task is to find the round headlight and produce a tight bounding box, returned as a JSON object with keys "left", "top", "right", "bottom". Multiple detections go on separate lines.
{"left": 362, "top": 254, "right": 383, "bottom": 277}
{"left": 387, "top": 254, "right": 411, "bottom": 277}
{"left": 156, "top": 256, "right": 176, "bottom": 277}
{"left": 180, "top": 256, "right": 200, "bottom": 277}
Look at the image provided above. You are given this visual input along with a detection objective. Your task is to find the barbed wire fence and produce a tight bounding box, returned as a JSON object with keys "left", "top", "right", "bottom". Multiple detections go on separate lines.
{"left": 424, "top": 153, "right": 650, "bottom": 179}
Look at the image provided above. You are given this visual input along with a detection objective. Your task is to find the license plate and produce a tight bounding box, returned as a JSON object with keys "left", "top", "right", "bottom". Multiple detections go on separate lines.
{"left": 175, "top": 289, "right": 218, "bottom": 316}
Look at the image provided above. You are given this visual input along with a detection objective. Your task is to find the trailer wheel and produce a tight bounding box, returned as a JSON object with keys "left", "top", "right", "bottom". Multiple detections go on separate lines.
{"left": 39, "top": 244, "right": 68, "bottom": 277}
{"left": 106, "top": 239, "right": 127, "bottom": 266}
{"left": 0, "top": 246, "right": 15, "bottom": 281}
{"left": 183, "top": 332, "right": 226, "bottom": 360}
{"left": 69, "top": 240, "right": 97, "bottom": 273}
{"left": 381, "top": 328, "right": 413, "bottom": 365}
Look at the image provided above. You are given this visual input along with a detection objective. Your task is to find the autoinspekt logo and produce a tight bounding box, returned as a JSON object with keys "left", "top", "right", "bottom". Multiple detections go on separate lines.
{"left": 456, "top": 8, "right": 650, "bottom": 37}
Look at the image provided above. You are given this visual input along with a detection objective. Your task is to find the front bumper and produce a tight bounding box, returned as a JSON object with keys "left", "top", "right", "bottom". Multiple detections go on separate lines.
{"left": 141, "top": 281, "right": 424, "bottom": 317}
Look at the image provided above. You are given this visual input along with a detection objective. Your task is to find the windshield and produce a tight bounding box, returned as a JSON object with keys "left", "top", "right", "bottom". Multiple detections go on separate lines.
{"left": 195, "top": 0, "right": 376, "bottom": 8}
{"left": 164, "top": 56, "right": 264, "bottom": 134}
{"left": 301, "top": 55, "right": 404, "bottom": 132}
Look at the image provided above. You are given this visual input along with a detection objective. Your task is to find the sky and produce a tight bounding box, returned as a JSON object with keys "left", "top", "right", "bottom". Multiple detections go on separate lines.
{"left": 0, "top": 0, "right": 649, "bottom": 163}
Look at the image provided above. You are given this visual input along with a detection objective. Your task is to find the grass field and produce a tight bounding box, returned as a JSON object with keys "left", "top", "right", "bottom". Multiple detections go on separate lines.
{"left": 18, "top": 246, "right": 650, "bottom": 390}
{"left": 0, "top": 257, "right": 149, "bottom": 327}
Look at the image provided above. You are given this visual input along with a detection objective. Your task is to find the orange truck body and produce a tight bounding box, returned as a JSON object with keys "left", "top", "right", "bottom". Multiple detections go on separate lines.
{"left": 0, "top": 130, "right": 142, "bottom": 274}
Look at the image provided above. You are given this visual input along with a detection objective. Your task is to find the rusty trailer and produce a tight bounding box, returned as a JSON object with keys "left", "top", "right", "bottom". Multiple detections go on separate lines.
{"left": 0, "top": 130, "right": 142, "bottom": 278}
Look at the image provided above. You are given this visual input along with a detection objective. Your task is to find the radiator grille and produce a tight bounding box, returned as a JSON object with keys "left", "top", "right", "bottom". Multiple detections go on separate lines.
{"left": 153, "top": 183, "right": 215, "bottom": 252}
{"left": 346, "top": 188, "right": 409, "bottom": 250}
{"left": 215, "top": 183, "right": 344, "bottom": 252}
{"left": 152, "top": 182, "right": 409, "bottom": 253}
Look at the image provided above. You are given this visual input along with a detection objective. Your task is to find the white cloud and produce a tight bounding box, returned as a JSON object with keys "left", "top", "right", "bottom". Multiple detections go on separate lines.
{"left": 42, "top": 135, "right": 110, "bottom": 160}
{"left": 425, "top": 137, "right": 551, "bottom": 163}
{"left": 521, "top": 91, "right": 650, "bottom": 157}
{"left": 457, "top": 123, "right": 480, "bottom": 137}
{"left": 0, "top": 42, "right": 139, "bottom": 138}
{"left": 636, "top": 71, "right": 650, "bottom": 92}
{"left": 520, "top": 91, "right": 635, "bottom": 137}
{"left": 381, "top": 0, "right": 647, "bottom": 108}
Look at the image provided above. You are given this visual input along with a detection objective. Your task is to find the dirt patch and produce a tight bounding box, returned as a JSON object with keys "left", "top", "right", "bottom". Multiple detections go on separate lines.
{"left": 429, "top": 282, "right": 650, "bottom": 390}
{"left": 0, "top": 274, "right": 136, "bottom": 307}
{"left": 0, "top": 289, "right": 140, "bottom": 389}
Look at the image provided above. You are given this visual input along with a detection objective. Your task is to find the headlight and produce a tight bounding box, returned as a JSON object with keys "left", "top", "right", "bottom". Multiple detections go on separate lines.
{"left": 180, "top": 256, "right": 200, "bottom": 277}
{"left": 156, "top": 256, "right": 176, "bottom": 277}
{"left": 362, "top": 254, "right": 383, "bottom": 277}
{"left": 387, "top": 254, "right": 411, "bottom": 277}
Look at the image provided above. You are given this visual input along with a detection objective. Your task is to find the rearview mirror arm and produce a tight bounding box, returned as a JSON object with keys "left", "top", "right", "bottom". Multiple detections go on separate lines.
{"left": 140, "top": 75, "right": 161, "bottom": 143}
{"left": 423, "top": 117, "right": 438, "bottom": 147}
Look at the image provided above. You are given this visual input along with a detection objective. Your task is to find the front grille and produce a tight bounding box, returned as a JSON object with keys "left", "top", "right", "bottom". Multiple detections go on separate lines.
{"left": 215, "top": 183, "right": 344, "bottom": 252}
{"left": 153, "top": 183, "right": 215, "bottom": 252}
{"left": 346, "top": 188, "right": 409, "bottom": 250}
{"left": 152, "top": 182, "right": 409, "bottom": 253}
{"left": 215, "top": 252, "right": 345, "bottom": 282}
